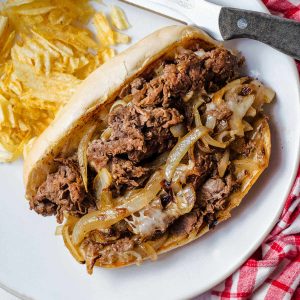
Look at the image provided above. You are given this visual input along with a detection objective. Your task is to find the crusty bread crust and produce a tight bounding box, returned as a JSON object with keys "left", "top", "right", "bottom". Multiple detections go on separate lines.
{"left": 24, "top": 25, "right": 219, "bottom": 200}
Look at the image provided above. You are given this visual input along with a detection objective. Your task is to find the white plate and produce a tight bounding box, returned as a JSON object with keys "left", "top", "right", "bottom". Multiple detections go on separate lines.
{"left": 0, "top": 1, "right": 299, "bottom": 299}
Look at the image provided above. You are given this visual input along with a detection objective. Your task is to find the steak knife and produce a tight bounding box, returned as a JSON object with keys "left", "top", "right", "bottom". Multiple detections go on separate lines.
{"left": 121, "top": 0, "right": 300, "bottom": 60}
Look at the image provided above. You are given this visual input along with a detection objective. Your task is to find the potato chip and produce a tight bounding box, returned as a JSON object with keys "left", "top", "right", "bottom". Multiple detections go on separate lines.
{"left": 93, "top": 12, "right": 115, "bottom": 46}
{"left": 14, "top": 6, "right": 56, "bottom": 16}
{"left": 0, "top": 31, "right": 15, "bottom": 62}
{"left": 110, "top": 6, "right": 129, "bottom": 30}
{"left": 0, "top": 15, "right": 8, "bottom": 38}
{"left": 114, "top": 31, "right": 131, "bottom": 44}
{"left": 0, "top": 1, "right": 131, "bottom": 162}
{"left": 5, "top": 0, "right": 35, "bottom": 8}
{"left": 13, "top": 61, "right": 81, "bottom": 103}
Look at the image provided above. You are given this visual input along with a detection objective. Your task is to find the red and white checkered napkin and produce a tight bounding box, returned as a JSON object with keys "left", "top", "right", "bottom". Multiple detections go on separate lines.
{"left": 211, "top": 168, "right": 300, "bottom": 299}
{"left": 209, "top": 1, "right": 300, "bottom": 299}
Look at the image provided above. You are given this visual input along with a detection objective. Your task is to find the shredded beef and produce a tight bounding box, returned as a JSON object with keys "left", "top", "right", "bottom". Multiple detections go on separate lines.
{"left": 170, "top": 211, "right": 200, "bottom": 237}
{"left": 87, "top": 104, "right": 182, "bottom": 193}
{"left": 199, "top": 173, "right": 236, "bottom": 214}
{"left": 203, "top": 48, "right": 242, "bottom": 92}
{"left": 87, "top": 47, "right": 240, "bottom": 196}
{"left": 198, "top": 173, "right": 237, "bottom": 229}
{"left": 33, "top": 45, "right": 242, "bottom": 228}
{"left": 30, "top": 158, "right": 95, "bottom": 223}
{"left": 200, "top": 176, "right": 230, "bottom": 205}
{"left": 187, "top": 142, "right": 215, "bottom": 190}
{"left": 84, "top": 237, "right": 135, "bottom": 273}
{"left": 88, "top": 105, "right": 182, "bottom": 167}
{"left": 230, "top": 137, "right": 253, "bottom": 158}
{"left": 111, "top": 157, "right": 150, "bottom": 195}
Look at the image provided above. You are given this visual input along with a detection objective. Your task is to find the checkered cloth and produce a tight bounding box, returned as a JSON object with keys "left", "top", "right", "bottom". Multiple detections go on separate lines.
{"left": 210, "top": 1, "right": 300, "bottom": 299}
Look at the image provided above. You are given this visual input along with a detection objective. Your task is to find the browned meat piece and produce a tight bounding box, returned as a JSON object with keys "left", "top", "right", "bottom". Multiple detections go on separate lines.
{"left": 132, "top": 76, "right": 164, "bottom": 107}
{"left": 119, "top": 78, "right": 147, "bottom": 98}
{"left": 87, "top": 138, "right": 141, "bottom": 170}
{"left": 160, "top": 52, "right": 202, "bottom": 106}
{"left": 111, "top": 157, "right": 150, "bottom": 194}
{"left": 187, "top": 143, "right": 215, "bottom": 190}
{"left": 88, "top": 105, "right": 182, "bottom": 165}
{"left": 108, "top": 105, "right": 145, "bottom": 150}
{"left": 203, "top": 48, "right": 241, "bottom": 92}
{"left": 87, "top": 104, "right": 182, "bottom": 194}
{"left": 84, "top": 237, "right": 135, "bottom": 273}
{"left": 199, "top": 174, "right": 235, "bottom": 213}
{"left": 83, "top": 239, "right": 103, "bottom": 274}
{"left": 30, "top": 158, "right": 94, "bottom": 223}
{"left": 200, "top": 177, "right": 228, "bottom": 204}
{"left": 161, "top": 48, "right": 240, "bottom": 103}
{"left": 170, "top": 211, "right": 200, "bottom": 237}
{"left": 230, "top": 137, "right": 253, "bottom": 158}
{"left": 198, "top": 173, "right": 237, "bottom": 229}
{"left": 131, "top": 77, "right": 146, "bottom": 94}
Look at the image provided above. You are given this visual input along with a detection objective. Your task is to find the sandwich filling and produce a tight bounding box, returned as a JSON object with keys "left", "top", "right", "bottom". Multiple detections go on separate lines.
{"left": 29, "top": 45, "right": 274, "bottom": 272}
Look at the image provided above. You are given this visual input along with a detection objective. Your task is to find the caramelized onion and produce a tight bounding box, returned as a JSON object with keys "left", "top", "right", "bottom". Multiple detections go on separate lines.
{"left": 170, "top": 124, "right": 186, "bottom": 138}
{"left": 202, "top": 134, "right": 227, "bottom": 149}
{"left": 62, "top": 225, "right": 84, "bottom": 262}
{"left": 93, "top": 168, "right": 113, "bottom": 210}
{"left": 147, "top": 233, "right": 168, "bottom": 250}
{"left": 175, "top": 184, "right": 196, "bottom": 215}
{"left": 124, "top": 251, "right": 143, "bottom": 265}
{"left": 100, "top": 127, "right": 112, "bottom": 140}
{"left": 193, "top": 97, "right": 204, "bottom": 127}
{"left": 165, "top": 126, "right": 208, "bottom": 182}
{"left": 228, "top": 94, "right": 255, "bottom": 137}
{"left": 233, "top": 158, "right": 258, "bottom": 172}
{"left": 243, "top": 120, "right": 253, "bottom": 132}
{"left": 172, "top": 160, "right": 195, "bottom": 188}
{"left": 252, "top": 81, "right": 275, "bottom": 110}
{"left": 109, "top": 99, "right": 127, "bottom": 113}
{"left": 72, "top": 170, "right": 164, "bottom": 245}
{"left": 218, "top": 150, "right": 230, "bottom": 177}
{"left": 183, "top": 90, "right": 194, "bottom": 102}
{"left": 215, "top": 130, "right": 237, "bottom": 145}
{"left": 245, "top": 106, "right": 256, "bottom": 117}
{"left": 205, "top": 115, "right": 216, "bottom": 130}
{"left": 78, "top": 125, "right": 97, "bottom": 191}
{"left": 138, "top": 243, "right": 158, "bottom": 261}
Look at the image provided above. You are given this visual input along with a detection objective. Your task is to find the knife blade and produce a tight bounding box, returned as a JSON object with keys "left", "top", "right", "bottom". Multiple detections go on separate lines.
{"left": 121, "top": 0, "right": 300, "bottom": 60}
{"left": 121, "top": 0, "right": 223, "bottom": 40}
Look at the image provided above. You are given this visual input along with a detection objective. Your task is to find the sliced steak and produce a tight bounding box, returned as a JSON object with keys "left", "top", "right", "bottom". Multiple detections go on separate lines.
{"left": 170, "top": 211, "right": 200, "bottom": 237}
{"left": 111, "top": 157, "right": 150, "bottom": 195}
{"left": 199, "top": 173, "right": 237, "bottom": 215}
{"left": 84, "top": 237, "right": 135, "bottom": 273}
{"left": 87, "top": 104, "right": 183, "bottom": 194}
{"left": 30, "top": 158, "right": 94, "bottom": 223}
{"left": 203, "top": 48, "right": 241, "bottom": 92}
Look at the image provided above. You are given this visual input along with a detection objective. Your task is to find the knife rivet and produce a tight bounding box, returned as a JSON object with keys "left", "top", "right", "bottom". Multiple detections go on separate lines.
{"left": 237, "top": 18, "right": 248, "bottom": 29}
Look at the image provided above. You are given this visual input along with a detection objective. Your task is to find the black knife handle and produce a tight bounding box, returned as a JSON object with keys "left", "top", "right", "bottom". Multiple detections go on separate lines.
{"left": 219, "top": 7, "right": 300, "bottom": 60}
